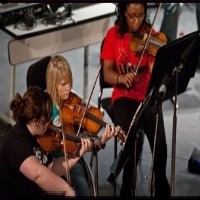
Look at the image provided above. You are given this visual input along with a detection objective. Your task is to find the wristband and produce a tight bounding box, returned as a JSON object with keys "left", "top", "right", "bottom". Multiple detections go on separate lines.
{"left": 117, "top": 74, "right": 120, "bottom": 85}
{"left": 93, "top": 136, "right": 106, "bottom": 151}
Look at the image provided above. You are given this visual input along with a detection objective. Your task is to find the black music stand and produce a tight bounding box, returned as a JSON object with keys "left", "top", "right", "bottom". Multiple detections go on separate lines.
{"left": 148, "top": 30, "right": 200, "bottom": 196}
{"left": 107, "top": 30, "right": 200, "bottom": 196}
{"left": 148, "top": 30, "right": 200, "bottom": 101}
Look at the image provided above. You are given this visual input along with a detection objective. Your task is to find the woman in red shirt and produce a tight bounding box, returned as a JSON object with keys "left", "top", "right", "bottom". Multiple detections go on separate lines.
{"left": 101, "top": 2, "right": 170, "bottom": 197}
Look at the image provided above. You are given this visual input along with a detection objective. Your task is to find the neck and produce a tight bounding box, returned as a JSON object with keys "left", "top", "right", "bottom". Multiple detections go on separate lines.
{"left": 26, "top": 122, "right": 37, "bottom": 136}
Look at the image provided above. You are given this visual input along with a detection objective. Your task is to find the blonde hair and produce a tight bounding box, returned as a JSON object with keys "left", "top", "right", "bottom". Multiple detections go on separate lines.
{"left": 46, "top": 55, "right": 73, "bottom": 105}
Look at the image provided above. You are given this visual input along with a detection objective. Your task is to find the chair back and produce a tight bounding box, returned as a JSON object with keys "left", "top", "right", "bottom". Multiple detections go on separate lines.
{"left": 99, "top": 38, "right": 113, "bottom": 91}
{"left": 26, "top": 56, "right": 52, "bottom": 90}
{"left": 99, "top": 60, "right": 113, "bottom": 90}
{"left": 98, "top": 39, "right": 115, "bottom": 123}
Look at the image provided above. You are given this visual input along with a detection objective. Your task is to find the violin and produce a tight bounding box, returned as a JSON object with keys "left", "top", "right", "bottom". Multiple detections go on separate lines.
{"left": 129, "top": 24, "right": 167, "bottom": 57}
{"left": 61, "top": 95, "right": 103, "bottom": 136}
{"left": 37, "top": 125, "right": 82, "bottom": 155}
{"left": 61, "top": 92, "right": 126, "bottom": 142}
{"left": 37, "top": 124, "right": 118, "bottom": 156}
{"left": 61, "top": 92, "right": 103, "bottom": 136}
{"left": 62, "top": 104, "right": 103, "bottom": 135}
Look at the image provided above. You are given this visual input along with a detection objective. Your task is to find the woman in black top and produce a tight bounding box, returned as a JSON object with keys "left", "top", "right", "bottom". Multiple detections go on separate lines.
{"left": 0, "top": 86, "right": 93, "bottom": 197}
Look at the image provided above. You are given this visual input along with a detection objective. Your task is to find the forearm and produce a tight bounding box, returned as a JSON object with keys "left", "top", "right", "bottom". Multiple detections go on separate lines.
{"left": 103, "top": 60, "right": 119, "bottom": 86}
{"left": 34, "top": 164, "right": 74, "bottom": 196}
{"left": 94, "top": 136, "right": 106, "bottom": 151}
{"left": 104, "top": 70, "right": 119, "bottom": 86}
{"left": 51, "top": 156, "right": 81, "bottom": 176}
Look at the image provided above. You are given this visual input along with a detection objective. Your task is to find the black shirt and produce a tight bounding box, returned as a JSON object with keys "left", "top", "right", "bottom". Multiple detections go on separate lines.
{"left": 0, "top": 121, "right": 53, "bottom": 197}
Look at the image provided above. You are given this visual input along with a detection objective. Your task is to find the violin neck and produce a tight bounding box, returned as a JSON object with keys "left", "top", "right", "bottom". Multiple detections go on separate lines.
{"left": 65, "top": 132, "right": 81, "bottom": 143}
{"left": 85, "top": 111, "right": 107, "bottom": 128}
{"left": 50, "top": 125, "right": 81, "bottom": 143}
{"left": 86, "top": 110, "right": 126, "bottom": 143}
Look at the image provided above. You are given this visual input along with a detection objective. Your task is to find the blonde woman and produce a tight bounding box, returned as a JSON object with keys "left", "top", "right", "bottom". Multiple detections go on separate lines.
{"left": 46, "top": 55, "right": 120, "bottom": 196}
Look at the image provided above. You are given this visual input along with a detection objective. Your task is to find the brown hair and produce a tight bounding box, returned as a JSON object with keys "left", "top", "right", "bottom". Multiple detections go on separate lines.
{"left": 10, "top": 86, "right": 53, "bottom": 123}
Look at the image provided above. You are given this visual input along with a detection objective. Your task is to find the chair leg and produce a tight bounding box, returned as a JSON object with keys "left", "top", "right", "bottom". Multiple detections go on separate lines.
{"left": 89, "top": 150, "right": 99, "bottom": 196}
{"left": 113, "top": 136, "right": 118, "bottom": 196}
{"left": 138, "top": 129, "right": 145, "bottom": 164}
{"left": 170, "top": 96, "right": 179, "bottom": 109}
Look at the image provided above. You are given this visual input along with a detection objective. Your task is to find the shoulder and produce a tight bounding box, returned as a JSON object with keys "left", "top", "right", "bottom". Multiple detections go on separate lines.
{"left": 106, "top": 25, "right": 119, "bottom": 36}
{"left": 8, "top": 122, "right": 34, "bottom": 148}
{"left": 7, "top": 122, "right": 27, "bottom": 140}
{"left": 104, "top": 25, "right": 120, "bottom": 44}
{"left": 51, "top": 104, "right": 59, "bottom": 121}
{"left": 1, "top": 122, "right": 35, "bottom": 167}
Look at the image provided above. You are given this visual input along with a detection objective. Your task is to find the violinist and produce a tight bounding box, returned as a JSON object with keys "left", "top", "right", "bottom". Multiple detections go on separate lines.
{"left": 46, "top": 55, "right": 120, "bottom": 196}
{"left": 101, "top": 3, "right": 170, "bottom": 197}
{"left": 0, "top": 86, "right": 85, "bottom": 197}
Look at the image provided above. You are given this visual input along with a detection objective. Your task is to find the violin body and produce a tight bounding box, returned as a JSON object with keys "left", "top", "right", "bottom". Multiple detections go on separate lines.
{"left": 63, "top": 124, "right": 81, "bottom": 155}
{"left": 129, "top": 24, "right": 167, "bottom": 56}
{"left": 37, "top": 124, "right": 109, "bottom": 155}
{"left": 37, "top": 124, "right": 82, "bottom": 155}
{"left": 37, "top": 127, "right": 63, "bottom": 153}
{"left": 61, "top": 92, "right": 126, "bottom": 143}
{"left": 63, "top": 91, "right": 82, "bottom": 105}
{"left": 61, "top": 92, "right": 103, "bottom": 136}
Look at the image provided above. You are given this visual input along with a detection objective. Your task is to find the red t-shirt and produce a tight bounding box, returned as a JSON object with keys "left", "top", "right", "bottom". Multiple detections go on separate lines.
{"left": 101, "top": 25, "right": 155, "bottom": 103}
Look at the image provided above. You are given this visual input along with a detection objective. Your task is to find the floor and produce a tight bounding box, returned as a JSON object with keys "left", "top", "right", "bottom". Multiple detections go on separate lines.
{"left": 0, "top": 3, "right": 200, "bottom": 197}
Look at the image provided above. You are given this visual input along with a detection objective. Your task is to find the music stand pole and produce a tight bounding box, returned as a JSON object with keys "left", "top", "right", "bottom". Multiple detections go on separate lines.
{"left": 148, "top": 111, "right": 160, "bottom": 196}
{"left": 170, "top": 63, "right": 183, "bottom": 196}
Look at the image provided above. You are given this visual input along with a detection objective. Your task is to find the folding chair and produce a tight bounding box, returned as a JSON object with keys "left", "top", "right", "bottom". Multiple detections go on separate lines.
{"left": 26, "top": 56, "right": 52, "bottom": 90}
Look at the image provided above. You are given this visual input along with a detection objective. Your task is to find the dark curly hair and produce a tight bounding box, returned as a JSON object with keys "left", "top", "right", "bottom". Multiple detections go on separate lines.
{"left": 10, "top": 86, "right": 53, "bottom": 123}
{"left": 115, "top": 2, "right": 151, "bottom": 37}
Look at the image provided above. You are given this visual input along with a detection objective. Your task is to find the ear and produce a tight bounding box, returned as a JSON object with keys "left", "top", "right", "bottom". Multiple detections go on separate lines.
{"left": 32, "top": 118, "right": 39, "bottom": 127}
